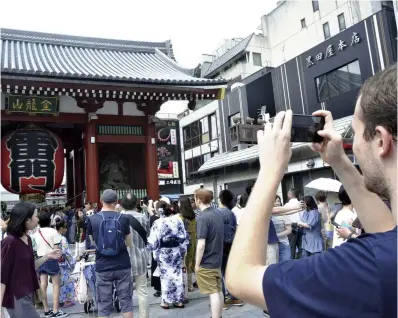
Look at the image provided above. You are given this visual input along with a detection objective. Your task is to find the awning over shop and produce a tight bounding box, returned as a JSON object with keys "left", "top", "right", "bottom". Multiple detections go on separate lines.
{"left": 197, "top": 115, "right": 353, "bottom": 173}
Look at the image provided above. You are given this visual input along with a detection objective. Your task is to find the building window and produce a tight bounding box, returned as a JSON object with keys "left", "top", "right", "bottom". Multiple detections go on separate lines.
{"left": 301, "top": 18, "right": 306, "bottom": 29}
{"left": 252, "top": 53, "right": 262, "bottom": 67}
{"left": 203, "top": 153, "right": 211, "bottom": 163}
{"left": 183, "top": 121, "right": 200, "bottom": 151}
{"left": 183, "top": 113, "right": 220, "bottom": 176}
{"left": 338, "top": 13, "right": 346, "bottom": 31}
{"left": 210, "top": 114, "right": 218, "bottom": 140}
{"left": 200, "top": 117, "right": 209, "bottom": 144}
{"left": 185, "top": 159, "right": 193, "bottom": 176}
{"left": 185, "top": 151, "right": 217, "bottom": 178}
{"left": 315, "top": 60, "right": 362, "bottom": 102}
{"left": 323, "top": 22, "right": 331, "bottom": 39}
{"left": 312, "top": 0, "right": 319, "bottom": 12}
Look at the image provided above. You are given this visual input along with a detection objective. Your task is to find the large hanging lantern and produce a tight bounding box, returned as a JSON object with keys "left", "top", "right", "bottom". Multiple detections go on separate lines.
{"left": 1, "top": 128, "right": 64, "bottom": 194}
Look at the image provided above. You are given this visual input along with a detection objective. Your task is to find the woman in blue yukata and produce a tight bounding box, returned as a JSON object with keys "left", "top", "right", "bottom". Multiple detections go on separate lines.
{"left": 55, "top": 220, "right": 76, "bottom": 308}
{"left": 147, "top": 202, "right": 189, "bottom": 310}
{"left": 297, "top": 196, "right": 324, "bottom": 257}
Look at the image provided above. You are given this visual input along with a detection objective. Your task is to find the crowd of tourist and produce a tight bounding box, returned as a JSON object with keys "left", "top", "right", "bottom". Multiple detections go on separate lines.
{"left": 0, "top": 64, "right": 396, "bottom": 318}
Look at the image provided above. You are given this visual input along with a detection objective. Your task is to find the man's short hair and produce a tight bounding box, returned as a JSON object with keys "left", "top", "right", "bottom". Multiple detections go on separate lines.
{"left": 219, "top": 190, "right": 234, "bottom": 210}
{"left": 194, "top": 188, "right": 213, "bottom": 205}
{"left": 101, "top": 189, "right": 118, "bottom": 204}
{"left": 239, "top": 193, "right": 249, "bottom": 208}
{"left": 289, "top": 188, "right": 300, "bottom": 198}
{"left": 121, "top": 193, "right": 137, "bottom": 210}
{"left": 359, "top": 63, "right": 397, "bottom": 141}
{"left": 38, "top": 211, "right": 51, "bottom": 228}
{"left": 315, "top": 191, "right": 327, "bottom": 203}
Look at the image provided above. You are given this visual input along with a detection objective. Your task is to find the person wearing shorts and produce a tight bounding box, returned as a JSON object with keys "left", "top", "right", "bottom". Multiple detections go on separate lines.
{"left": 86, "top": 189, "right": 133, "bottom": 318}
{"left": 32, "top": 212, "right": 65, "bottom": 317}
{"left": 194, "top": 188, "right": 224, "bottom": 318}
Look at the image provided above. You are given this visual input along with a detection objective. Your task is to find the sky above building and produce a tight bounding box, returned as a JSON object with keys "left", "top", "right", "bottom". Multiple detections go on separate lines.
{"left": 1, "top": 0, "right": 277, "bottom": 113}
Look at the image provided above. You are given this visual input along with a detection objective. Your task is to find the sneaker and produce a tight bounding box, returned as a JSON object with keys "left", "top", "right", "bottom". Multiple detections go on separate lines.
{"left": 154, "top": 291, "right": 161, "bottom": 298}
{"left": 51, "top": 311, "right": 67, "bottom": 317}
{"left": 225, "top": 299, "right": 244, "bottom": 306}
{"left": 44, "top": 310, "right": 53, "bottom": 317}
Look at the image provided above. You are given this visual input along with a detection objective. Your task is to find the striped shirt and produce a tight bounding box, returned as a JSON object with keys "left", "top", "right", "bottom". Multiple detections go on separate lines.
{"left": 121, "top": 210, "right": 150, "bottom": 276}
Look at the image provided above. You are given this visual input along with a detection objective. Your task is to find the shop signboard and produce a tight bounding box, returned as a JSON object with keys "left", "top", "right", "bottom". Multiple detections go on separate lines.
{"left": 156, "top": 120, "right": 183, "bottom": 194}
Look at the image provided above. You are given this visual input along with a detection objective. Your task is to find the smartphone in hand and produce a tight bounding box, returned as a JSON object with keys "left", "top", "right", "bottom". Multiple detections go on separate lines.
{"left": 331, "top": 220, "right": 341, "bottom": 228}
{"left": 268, "top": 114, "right": 325, "bottom": 143}
{"left": 291, "top": 114, "right": 325, "bottom": 143}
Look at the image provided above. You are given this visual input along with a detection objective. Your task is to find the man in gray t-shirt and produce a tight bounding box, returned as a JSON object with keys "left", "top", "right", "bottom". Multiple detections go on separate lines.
{"left": 194, "top": 188, "right": 224, "bottom": 318}
{"left": 197, "top": 207, "right": 224, "bottom": 268}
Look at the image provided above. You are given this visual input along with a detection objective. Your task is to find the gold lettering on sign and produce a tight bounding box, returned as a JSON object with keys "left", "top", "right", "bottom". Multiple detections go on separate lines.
{"left": 41, "top": 100, "right": 52, "bottom": 111}
{"left": 32, "top": 98, "right": 37, "bottom": 111}
{"left": 12, "top": 98, "right": 24, "bottom": 110}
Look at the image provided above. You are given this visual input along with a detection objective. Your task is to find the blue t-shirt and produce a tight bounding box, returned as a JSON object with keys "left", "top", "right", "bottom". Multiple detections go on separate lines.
{"left": 268, "top": 220, "right": 279, "bottom": 244}
{"left": 263, "top": 227, "right": 397, "bottom": 317}
{"left": 217, "top": 207, "right": 237, "bottom": 244}
{"left": 86, "top": 211, "right": 131, "bottom": 273}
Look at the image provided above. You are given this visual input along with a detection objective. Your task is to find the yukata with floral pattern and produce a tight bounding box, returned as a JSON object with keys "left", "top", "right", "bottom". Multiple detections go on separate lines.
{"left": 59, "top": 235, "right": 76, "bottom": 305}
{"left": 147, "top": 212, "right": 189, "bottom": 305}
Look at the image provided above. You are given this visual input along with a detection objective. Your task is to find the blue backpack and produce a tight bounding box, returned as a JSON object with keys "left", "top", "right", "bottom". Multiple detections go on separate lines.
{"left": 97, "top": 212, "right": 124, "bottom": 256}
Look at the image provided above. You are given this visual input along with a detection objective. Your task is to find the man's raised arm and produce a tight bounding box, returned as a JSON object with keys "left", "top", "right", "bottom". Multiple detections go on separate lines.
{"left": 312, "top": 110, "right": 395, "bottom": 233}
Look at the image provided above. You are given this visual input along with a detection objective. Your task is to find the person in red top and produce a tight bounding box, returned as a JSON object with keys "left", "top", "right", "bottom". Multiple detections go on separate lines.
{"left": 0, "top": 202, "right": 61, "bottom": 318}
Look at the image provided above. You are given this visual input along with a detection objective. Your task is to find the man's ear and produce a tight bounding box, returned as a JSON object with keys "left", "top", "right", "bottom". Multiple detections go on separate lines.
{"left": 375, "top": 125, "right": 393, "bottom": 157}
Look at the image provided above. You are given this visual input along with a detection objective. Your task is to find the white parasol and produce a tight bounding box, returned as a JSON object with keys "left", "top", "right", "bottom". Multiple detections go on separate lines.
{"left": 305, "top": 178, "right": 342, "bottom": 193}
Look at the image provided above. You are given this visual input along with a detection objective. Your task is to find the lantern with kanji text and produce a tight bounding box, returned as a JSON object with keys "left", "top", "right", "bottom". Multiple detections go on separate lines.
{"left": 1, "top": 128, "right": 64, "bottom": 194}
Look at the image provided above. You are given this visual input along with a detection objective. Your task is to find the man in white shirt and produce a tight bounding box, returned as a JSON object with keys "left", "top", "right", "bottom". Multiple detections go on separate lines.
{"left": 120, "top": 193, "right": 150, "bottom": 318}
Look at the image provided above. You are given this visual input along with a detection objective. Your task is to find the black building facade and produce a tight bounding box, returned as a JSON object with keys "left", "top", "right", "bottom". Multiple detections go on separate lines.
{"left": 272, "top": 7, "right": 397, "bottom": 119}
{"left": 219, "top": 67, "right": 276, "bottom": 152}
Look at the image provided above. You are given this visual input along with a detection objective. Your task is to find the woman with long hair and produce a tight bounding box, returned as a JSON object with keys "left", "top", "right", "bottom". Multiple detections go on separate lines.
{"left": 297, "top": 196, "right": 323, "bottom": 257}
{"left": 147, "top": 202, "right": 188, "bottom": 309}
{"left": 178, "top": 196, "right": 197, "bottom": 292}
{"left": 74, "top": 208, "right": 86, "bottom": 258}
{"left": 1, "top": 202, "right": 61, "bottom": 318}
{"left": 55, "top": 220, "right": 76, "bottom": 309}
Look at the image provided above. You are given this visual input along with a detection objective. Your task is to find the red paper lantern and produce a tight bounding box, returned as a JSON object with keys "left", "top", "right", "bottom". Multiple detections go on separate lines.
{"left": 1, "top": 128, "right": 64, "bottom": 194}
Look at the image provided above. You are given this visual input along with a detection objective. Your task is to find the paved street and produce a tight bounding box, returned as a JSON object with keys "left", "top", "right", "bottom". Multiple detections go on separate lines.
{"left": 39, "top": 282, "right": 266, "bottom": 318}
{"left": 35, "top": 245, "right": 267, "bottom": 318}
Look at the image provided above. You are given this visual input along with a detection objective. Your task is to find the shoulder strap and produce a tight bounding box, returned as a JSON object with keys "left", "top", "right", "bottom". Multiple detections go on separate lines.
{"left": 127, "top": 215, "right": 147, "bottom": 245}
{"left": 39, "top": 229, "right": 53, "bottom": 250}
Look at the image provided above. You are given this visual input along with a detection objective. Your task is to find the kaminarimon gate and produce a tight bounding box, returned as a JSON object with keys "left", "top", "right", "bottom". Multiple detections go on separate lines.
{"left": 0, "top": 28, "right": 226, "bottom": 207}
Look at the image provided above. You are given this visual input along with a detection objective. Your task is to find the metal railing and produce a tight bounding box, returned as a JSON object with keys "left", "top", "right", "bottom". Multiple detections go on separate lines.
{"left": 100, "top": 189, "right": 147, "bottom": 200}
{"left": 230, "top": 124, "right": 263, "bottom": 147}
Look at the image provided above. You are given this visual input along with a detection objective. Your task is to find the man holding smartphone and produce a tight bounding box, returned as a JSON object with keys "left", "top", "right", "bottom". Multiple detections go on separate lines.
{"left": 226, "top": 64, "right": 397, "bottom": 317}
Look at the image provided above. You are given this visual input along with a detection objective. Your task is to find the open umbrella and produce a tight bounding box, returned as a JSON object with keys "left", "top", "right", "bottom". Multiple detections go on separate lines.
{"left": 305, "top": 178, "right": 342, "bottom": 193}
